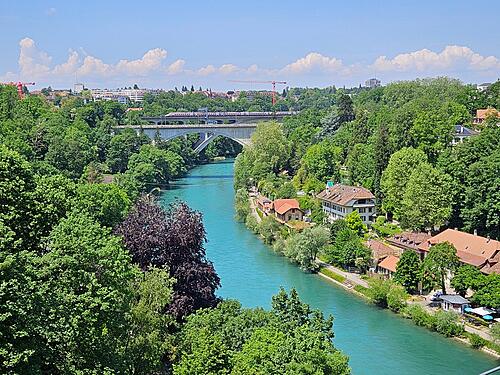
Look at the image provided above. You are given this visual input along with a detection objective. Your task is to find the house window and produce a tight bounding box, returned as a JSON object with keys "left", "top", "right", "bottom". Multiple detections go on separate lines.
{"left": 358, "top": 207, "right": 366, "bottom": 213}
{"left": 368, "top": 207, "right": 373, "bottom": 213}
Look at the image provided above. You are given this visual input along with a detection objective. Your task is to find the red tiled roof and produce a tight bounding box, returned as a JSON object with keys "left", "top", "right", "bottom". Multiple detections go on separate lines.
{"left": 317, "top": 184, "right": 375, "bottom": 206}
{"left": 366, "top": 240, "right": 400, "bottom": 260}
{"left": 388, "top": 231, "right": 431, "bottom": 250}
{"left": 476, "top": 108, "right": 499, "bottom": 119}
{"left": 418, "top": 229, "right": 500, "bottom": 271}
{"left": 273, "top": 199, "right": 300, "bottom": 215}
{"left": 378, "top": 255, "right": 399, "bottom": 273}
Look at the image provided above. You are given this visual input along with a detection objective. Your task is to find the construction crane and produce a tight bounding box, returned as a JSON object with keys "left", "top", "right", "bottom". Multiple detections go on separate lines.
{"left": 228, "top": 80, "right": 287, "bottom": 106}
{"left": 1, "top": 81, "right": 36, "bottom": 99}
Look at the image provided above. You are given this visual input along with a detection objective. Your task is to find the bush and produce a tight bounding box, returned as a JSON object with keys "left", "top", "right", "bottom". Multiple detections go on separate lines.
{"left": 468, "top": 333, "right": 486, "bottom": 349}
{"left": 319, "top": 267, "right": 346, "bottom": 283}
{"left": 386, "top": 285, "right": 408, "bottom": 313}
{"left": 405, "top": 304, "right": 436, "bottom": 329}
{"left": 434, "top": 310, "right": 464, "bottom": 337}
{"left": 367, "top": 278, "right": 392, "bottom": 307}
{"left": 245, "top": 213, "right": 259, "bottom": 233}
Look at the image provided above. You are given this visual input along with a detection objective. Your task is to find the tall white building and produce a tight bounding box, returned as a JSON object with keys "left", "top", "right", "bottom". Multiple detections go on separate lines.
{"left": 365, "top": 78, "right": 381, "bottom": 88}
{"left": 74, "top": 83, "right": 85, "bottom": 94}
{"left": 317, "top": 183, "right": 376, "bottom": 225}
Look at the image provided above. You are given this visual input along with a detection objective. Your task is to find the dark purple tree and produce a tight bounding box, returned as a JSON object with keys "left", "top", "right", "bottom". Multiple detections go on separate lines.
{"left": 115, "top": 196, "right": 220, "bottom": 319}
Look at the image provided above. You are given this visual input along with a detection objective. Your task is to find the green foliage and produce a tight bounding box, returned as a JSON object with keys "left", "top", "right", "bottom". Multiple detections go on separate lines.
{"left": 434, "top": 310, "right": 464, "bottom": 337}
{"left": 404, "top": 304, "right": 435, "bottom": 329}
{"left": 380, "top": 147, "right": 427, "bottom": 216}
{"left": 386, "top": 284, "right": 409, "bottom": 312}
{"left": 234, "top": 121, "right": 290, "bottom": 190}
{"left": 72, "top": 183, "right": 131, "bottom": 227}
{"left": 422, "top": 242, "right": 460, "bottom": 294}
{"left": 394, "top": 251, "right": 421, "bottom": 293}
{"left": 106, "top": 128, "right": 149, "bottom": 173}
{"left": 297, "top": 140, "right": 342, "bottom": 185}
{"left": 245, "top": 213, "right": 259, "bottom": 233}
{"left": 371, "top": 216, "right": 401, "bottom": 237}
{"left": 346, "top": 143, "right": 375, "bottom": 190}
{"left": 468, "top": 333, "right": 487, "bottom": 349}
{"left": 173, "top": 289, "right": 350, "bottom": 375}
{"left": 125, "top": 267, "right": 175, "bottom": 374}
{"left": 283, "top": 226, "right": 330, "bottom": 271}
{"left": 470, "top": 273, "right": 500, "bottom": 309}
{"left": 323, "top": 228, "right": 370, "bottom": 269}
{"left": 234, "top": 189, "right": 250, "bottom": 221}
{"left": 257, "top": 216, "right": 283, "bottom": 245}
{"left": 400, "top": 163, "right": 453, "bottom": 230}
{"left": 451, "top": 264, "right": 485, "bottom": 297}
{"left": 344, "top": 211, "right": 367, "bottom": 236}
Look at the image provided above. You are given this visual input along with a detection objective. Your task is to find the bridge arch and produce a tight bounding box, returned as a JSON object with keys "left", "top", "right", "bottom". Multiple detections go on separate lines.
{"left": 133, "top": 125, "right": 254, "bottom": 153}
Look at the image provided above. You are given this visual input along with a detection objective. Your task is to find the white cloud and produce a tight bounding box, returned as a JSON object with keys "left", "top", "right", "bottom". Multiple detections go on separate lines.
{"left": 18, "top": 38, "right": 52, "bottom": 77}
{"left": 280, "top": 52, "right": 348, "bottom": 75}
{"left": 5, "top": 37, "right": 499, "bottom": 88}
{"left": 372, "top": 45, "right": 500, "bottom": 72}
{"left": 167, "top": 59, "right": 186, "bottom": 75}
{"left": 115, "top": 48, "right": 167, "bottom": 75}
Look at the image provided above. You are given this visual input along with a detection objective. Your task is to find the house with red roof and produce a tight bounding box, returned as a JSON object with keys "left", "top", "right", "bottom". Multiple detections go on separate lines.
{"left": 272, "top": 199, "right": 303, "bottom": 223}
{"left": 418, "top": 229, "right": 500, "bottom": 274}
{"left": 377, "top": 254, "right": 399, "bottom": 278}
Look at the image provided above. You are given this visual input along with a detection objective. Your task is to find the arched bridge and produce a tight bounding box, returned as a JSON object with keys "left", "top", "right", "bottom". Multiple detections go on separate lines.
{"left": 114, "top": 111, "right": 295, "bottom": 153}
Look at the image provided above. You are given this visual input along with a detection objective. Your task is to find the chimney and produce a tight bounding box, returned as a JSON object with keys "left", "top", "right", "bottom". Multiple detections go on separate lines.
{"left": 487, "top": 236, "right": 490, "bottom": 243}
{"left": 474, "top": 229, "right": 477, "bottom": 236}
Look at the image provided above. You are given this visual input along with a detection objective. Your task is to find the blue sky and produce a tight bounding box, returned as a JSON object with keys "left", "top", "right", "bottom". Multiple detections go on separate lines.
{"left": 1, "top": 0, "right": 499, "bottom": 90}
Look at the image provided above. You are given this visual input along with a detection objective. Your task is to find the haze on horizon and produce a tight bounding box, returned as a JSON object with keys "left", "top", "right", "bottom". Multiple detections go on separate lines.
{"left": 1, "top": 0, "right": 499, "bottom": 90}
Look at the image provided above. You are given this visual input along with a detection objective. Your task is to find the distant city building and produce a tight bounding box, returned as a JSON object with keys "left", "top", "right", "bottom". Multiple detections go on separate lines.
{"left": 90, "top": 88, "right": 161, "bottom": 103}
{"left": 74, "top": 83, "right": 85, "bottom": 94}
{"left": 477, "top": 82, "right": 491, "bottom": 92}
{"left": 365, "top": 78, "right": 381, "bottom": 88}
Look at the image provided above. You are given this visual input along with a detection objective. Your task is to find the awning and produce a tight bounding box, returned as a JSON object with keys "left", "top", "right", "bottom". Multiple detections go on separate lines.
{"left": 483, "top": 315, "right": 493, "bottom": 321}
{"left": 470, "top": 307, "right": 496, "bottom": 316}
{"left": 464, "top": 307, "right": 473, "bottom": 313}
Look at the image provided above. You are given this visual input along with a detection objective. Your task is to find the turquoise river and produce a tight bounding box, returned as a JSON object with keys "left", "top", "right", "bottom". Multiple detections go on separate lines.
{"left": 161, "top": 160, "right": 499, "bottom": 375}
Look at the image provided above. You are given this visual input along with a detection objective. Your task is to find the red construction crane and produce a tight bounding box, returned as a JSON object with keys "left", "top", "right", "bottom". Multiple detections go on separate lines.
{"left": 1, "top": 81, "right": 35, "bottom": 99}
{"left": 229, "top": 80, "right": 287, "bottom": 106}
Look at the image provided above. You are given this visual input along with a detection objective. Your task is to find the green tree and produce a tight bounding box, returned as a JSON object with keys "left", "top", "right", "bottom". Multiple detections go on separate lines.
{"left": 72, "top": 183, "right": 131, "bottom": 227}
{"left": 323, "top": 228, "right": 370, "bottom": 269}
{"left": 173, "top": 289, "right": 350, "bottom": 375}
{"left": 344, "top": 211, "right": 367, "bottom": 236}
{"left": 451, "top": 264, "right": 485, "bottom": 297}
{"left": 106, "top": 128, "right": 149, "bottom": 173}
{"left": 234, "top": 188, "right": 250, "bottom": 222}
{"left": 422, "top": 242, "right": 460, "bottom": 294}
{"left": 298, "top": 140, "right": 342, "bottom": 184}
{"left": 283, "top": 226, "right": 330, "bottom": 271}
{"left": 380, "top": 147, "right": 427, "bottom": 217}
{"left": 346, "top": 143, "right": 375, "bottom": 190}
{"left": 400, "top": 163, "right": 453, "bottom": 230}
{"left": 394, "top": 251, "right": 421, "bottom": 293}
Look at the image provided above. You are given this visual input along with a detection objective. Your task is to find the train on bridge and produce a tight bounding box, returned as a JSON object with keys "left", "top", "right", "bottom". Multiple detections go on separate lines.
{"left": 143, "top": 111, "right": 297, "bottom": 125}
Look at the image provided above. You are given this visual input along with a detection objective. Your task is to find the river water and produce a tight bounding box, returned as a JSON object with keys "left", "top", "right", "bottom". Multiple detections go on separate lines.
{"left": 161, "top": 160, "right": 499, "bottom": 375}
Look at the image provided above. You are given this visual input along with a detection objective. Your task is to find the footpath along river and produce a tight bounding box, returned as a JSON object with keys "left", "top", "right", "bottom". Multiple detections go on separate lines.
{"left": 161, "top": 160, "right": 499, "bottom": 375}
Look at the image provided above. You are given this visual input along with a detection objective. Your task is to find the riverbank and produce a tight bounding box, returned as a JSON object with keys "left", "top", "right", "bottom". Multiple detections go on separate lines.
{"left": 245, "top": 194, "right": 500, "bottom": 359}
{"left": 162, "top": 160, "right": 499, "bottom": 374}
